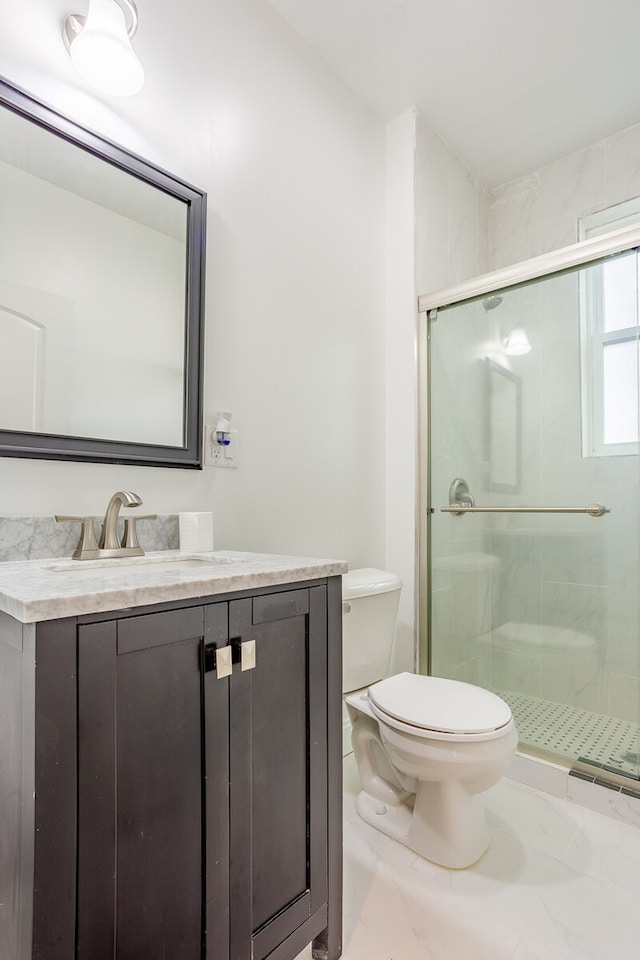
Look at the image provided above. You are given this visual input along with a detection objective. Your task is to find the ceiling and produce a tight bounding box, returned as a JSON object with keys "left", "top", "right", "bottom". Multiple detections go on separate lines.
{"left": 266, "top": 0, "right": 640, "bottom": 187}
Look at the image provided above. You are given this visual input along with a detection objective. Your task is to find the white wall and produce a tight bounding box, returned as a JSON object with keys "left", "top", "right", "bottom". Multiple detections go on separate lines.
{"left": 384, "top": 110, "right": 417, "bottom": 674}
{"left": 0, "top": 0, "right": 386, "bottom": 568}
{"left": 392, "top": 112, "right": 488, "bottom": 669}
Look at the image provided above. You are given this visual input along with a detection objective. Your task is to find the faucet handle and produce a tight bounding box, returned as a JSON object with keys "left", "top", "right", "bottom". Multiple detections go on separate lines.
{"left": 122, "top": 513, "right": 157, "bottom": 551}
{"left": 55, "top": 515, "right": 100, "bottom": 560}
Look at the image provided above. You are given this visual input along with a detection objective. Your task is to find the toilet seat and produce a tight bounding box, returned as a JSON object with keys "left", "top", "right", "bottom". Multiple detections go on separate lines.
{"left": 368, "top": 673, "right": 514, "bottom": 743}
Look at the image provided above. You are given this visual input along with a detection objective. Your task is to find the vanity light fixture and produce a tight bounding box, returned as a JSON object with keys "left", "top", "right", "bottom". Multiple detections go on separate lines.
{"left": 503, "top": 327, "right": 532, "bottom": 356}
{"left": 63, "top": 0, "right": 144, "bottom": 97}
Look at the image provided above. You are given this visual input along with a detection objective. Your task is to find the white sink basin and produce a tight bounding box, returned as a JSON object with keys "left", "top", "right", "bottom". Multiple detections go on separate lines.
{"left": 46, "top": 553, "right": 247, "bottom": 573}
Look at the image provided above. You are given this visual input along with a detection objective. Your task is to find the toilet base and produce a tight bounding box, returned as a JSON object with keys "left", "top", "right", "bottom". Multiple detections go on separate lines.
{"left": 355, "top": 778, "right": 490, "bottom": 870}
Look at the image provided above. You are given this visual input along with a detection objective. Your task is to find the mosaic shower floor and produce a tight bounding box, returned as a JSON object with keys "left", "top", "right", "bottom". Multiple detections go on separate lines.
{"left": 500, "top": 691, "right": 640, "bottom": 782}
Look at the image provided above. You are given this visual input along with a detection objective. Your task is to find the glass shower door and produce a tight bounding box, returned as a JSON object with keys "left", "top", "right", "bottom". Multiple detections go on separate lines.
{"left": 427, "top": 254, "right": 640, "bottom": 783}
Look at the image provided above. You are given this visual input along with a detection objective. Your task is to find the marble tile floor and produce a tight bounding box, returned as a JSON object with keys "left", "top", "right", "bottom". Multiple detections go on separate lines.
{"left": 299, "top": 754, "right": 640, "bottom": 960}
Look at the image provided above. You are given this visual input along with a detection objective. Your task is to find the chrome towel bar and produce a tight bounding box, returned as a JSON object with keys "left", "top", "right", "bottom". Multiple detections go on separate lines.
{"left": 440, "top": 503, "right": 608, "bottom": 518}
{"left": 442, "top": 478, "right": 609, "bottom": 518}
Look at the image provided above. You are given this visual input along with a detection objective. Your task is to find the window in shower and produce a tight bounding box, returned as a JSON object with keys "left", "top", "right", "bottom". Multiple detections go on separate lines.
{"left": 580, "top": 202, "right": 640, "bottom": 457}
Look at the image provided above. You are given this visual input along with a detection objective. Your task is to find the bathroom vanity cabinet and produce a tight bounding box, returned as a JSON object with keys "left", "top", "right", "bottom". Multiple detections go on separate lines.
{"left": 0, "top": 572, "right": 343, "bottom": 960}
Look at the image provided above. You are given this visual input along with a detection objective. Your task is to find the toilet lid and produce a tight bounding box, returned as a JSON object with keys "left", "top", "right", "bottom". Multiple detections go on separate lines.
{"left": 368, "top": 673, "right": 512, "bottom": 735}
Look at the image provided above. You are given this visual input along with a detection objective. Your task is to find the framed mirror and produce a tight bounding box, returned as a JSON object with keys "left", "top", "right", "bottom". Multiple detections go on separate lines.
{"left": 486, "top": 359, "right": 521, "bottom": 493}
{"left": 0, "top": 77, "right": 206, "bottom": 468}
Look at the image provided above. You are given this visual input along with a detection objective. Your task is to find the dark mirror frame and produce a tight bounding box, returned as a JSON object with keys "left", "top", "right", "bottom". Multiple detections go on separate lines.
{"left": 0, "top": 76, "right": 206, "bottom": 469}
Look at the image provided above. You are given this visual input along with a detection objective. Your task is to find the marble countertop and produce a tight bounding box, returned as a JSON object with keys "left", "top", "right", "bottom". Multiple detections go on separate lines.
{"left": 0, "top": 550, "right": 348, "bottom": 623}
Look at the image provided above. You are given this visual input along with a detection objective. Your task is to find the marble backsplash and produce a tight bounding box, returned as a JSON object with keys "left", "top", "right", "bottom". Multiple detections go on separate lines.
{"left": 0, "top": 515, "right": 179, "bottom": 562}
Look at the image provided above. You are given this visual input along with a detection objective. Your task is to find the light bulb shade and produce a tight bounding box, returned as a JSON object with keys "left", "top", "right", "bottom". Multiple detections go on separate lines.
{"left": 503, "top": 327, "right": 532, "bottom": 356}
{"left": 67, "top": 0, "right": 144, "bottom": 96}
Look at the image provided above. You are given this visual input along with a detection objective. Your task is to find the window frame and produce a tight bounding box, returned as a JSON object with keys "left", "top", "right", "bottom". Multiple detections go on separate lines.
{"left": 579, "top": 201, "right": 640, "bottom": 458}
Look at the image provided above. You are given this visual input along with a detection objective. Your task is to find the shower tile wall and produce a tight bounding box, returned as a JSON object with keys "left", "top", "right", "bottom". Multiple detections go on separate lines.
{"left": 484, "top": 123, "right": 640, "bottom": 728}
{"left": 488, "top": 120, "right": 640, "bottom": 271}
{"left": 415, "top": 113, "right": 489, "bottom": 295}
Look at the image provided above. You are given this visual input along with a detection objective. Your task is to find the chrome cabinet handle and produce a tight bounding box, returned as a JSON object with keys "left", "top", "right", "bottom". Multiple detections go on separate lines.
{"left": 204, "top": 638, "right": 256, "bottom": 678}
{"left": 205, "top": 643, "right": 233, "bottom": 679}
{"left": 232, "top": 637, "right": 256, "bottom": 672}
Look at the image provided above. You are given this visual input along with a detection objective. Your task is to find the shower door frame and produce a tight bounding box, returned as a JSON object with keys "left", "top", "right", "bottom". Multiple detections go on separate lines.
{"left": 417, "top": 223, "right": 640, "bottom": 761}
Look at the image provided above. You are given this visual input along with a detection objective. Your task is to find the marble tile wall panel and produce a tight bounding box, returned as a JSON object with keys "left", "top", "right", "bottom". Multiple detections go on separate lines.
{"left": 0, "top": 515, "right": 179, "bottom": 562}
{"left": 489, "top": 182, "right": 539, "bottom": 268}
{"left": 489, "top": 119, "right": 640, "bottom": 270}
{"left": 415, "top": 112, "right": 488, "bottom": 295}
{"left": 604, "top": 123, "right": 640, "bottom": 209}
{"left": 537, "top": 143, "right": 605, "bottom": 225}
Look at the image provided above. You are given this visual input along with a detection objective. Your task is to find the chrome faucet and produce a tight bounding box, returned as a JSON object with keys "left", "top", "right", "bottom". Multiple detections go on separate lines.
{"left": 56, "top": 490, "right": 156, "bottom": 561}
{"left": 99, "top": 490, "right": 142, "bottom": 550}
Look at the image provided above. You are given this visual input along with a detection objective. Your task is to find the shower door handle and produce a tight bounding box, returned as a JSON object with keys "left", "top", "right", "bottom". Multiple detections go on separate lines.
{"left": 442, "top": 478, "right": 608, "bottom": 517}
{"left": 440, "top": 502, "right": 609, "bottom": 517}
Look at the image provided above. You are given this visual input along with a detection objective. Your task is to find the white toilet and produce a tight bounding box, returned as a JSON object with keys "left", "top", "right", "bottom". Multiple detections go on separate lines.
{"left": 343, "top": 568, "right": 518, "bottom": 869}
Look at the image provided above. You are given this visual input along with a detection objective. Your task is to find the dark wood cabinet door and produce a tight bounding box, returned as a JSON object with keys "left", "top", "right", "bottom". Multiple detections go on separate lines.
{"left": 203, "top": 601, "right": 232, "bottom": 960}
{"left": 76, "top": 604, "right": 230, "bottom": 960}
{"left": 62, "top": 581, "right": 334, "bottom": 960}
{"left": 228, "top": 586, "right": 328, "bottom": 960}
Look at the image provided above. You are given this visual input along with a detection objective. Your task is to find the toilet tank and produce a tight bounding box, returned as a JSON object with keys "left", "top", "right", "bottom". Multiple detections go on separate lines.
{"left": 342, "top": 568, "right": 402, "bottom": 694}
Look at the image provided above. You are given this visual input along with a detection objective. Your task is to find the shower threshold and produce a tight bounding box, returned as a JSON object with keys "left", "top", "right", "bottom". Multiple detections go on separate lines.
{"left": 498, "top": 690, "right": 640, "bottom": 785}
